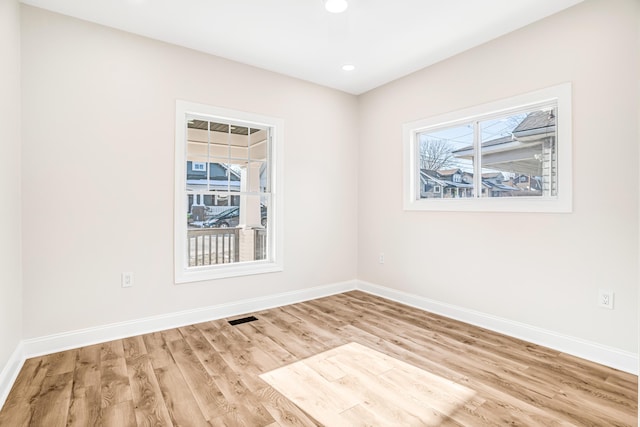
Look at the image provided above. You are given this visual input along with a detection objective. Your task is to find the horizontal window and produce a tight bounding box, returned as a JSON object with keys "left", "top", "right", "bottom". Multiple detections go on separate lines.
{"left": 403, "top": 83, "right": 572, "bottom": 212}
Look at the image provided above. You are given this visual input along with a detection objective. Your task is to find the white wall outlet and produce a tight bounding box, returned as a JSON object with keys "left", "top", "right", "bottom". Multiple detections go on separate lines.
{"left": 121, "top": 272, "right": 134, "bottom": 288}
{"left": 597, "top": 289, "right": 614, "bottom": 309}
{"left": 378, "top": 253, "right": 385, "bottom": 264}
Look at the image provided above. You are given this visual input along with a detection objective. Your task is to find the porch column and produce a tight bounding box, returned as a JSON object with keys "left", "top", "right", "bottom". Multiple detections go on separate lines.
{"left": 238, "top": 162, "right": 262, "bottom": 262}
{"left": 238, "top": 162, "right": 262, "bottom": 228}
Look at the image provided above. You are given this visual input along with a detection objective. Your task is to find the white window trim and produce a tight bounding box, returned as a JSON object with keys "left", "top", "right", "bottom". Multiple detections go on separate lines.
{"left": 403, "top": 83, "right": 572, "bottom": 213}
{"left": 174, "top": 100, "right": 284, "bottom": 283}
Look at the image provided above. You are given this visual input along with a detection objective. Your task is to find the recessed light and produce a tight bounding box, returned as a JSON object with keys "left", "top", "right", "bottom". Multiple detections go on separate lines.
{"left": 342, "top": 64, "right": 356, "bottom": 71}
{"left": 324, "top": 0, "right": 348, "bottom": 13}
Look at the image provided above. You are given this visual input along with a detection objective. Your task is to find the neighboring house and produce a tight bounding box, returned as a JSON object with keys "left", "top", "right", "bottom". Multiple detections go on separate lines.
{"left": 481, "top": 172, "right": 521, "bottom": 197}
{"left": 420, "top": 169, "right": 474, "bottom": 198}
{"left": 186, "top": 161, "right": 241, "bottom": 191}
{"left": 420, "top": 169, "right": 520, "bottom": 198}
{"left": 187, "top": 162, "right": 241, "bottom": 218}
{"left": 506, "top": 174, "right": 543, "bottom": 196}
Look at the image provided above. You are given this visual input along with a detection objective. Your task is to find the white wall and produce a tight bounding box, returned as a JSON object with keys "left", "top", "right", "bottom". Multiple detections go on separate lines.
{"left": 20, "top": 6, "right": 359, "bottom": 338}
{"left": 358, "top": 0, "right": 639, "bottom": 353}
{"left": 0, "top": 0, "right": 23, "bottom": 371}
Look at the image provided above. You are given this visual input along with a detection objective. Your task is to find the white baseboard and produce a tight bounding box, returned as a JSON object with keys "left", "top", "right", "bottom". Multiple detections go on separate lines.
{"left": 0, "top": 342, "right": 25, "bottom": 410}
{"left": 22, "top": 280, "right": 356, "bottom": 359}
{"left": 356, "top": 280, "right": 638, "bottom": 375}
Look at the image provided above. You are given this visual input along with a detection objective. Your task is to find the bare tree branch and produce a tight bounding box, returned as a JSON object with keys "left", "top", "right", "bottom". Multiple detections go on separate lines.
{"left": 419, "top": 139, "right": 456, "bottom": 171}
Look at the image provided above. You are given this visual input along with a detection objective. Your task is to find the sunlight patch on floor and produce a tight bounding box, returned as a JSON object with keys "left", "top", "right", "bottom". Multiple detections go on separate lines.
{"left": 260, "top": 342, "right": 478, "bottom": 426}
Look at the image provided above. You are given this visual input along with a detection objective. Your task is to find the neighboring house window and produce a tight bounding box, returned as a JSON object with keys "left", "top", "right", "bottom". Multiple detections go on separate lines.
{"left": 192, "top": 162, "right": 206, "bottom": 172}
{"left": 403, "top": 83, "right": 572, "bottom": 212}
{"left": 175, "top": 101, "right": 283, "bottom": 283}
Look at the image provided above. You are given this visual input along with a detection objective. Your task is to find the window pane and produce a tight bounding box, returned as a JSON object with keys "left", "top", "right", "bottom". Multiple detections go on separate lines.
{"left": 225, "top": 162, "right": 243, "bottom": 193}
{"left": 184, "top": 118, "right": 269, "bottom": 264}
{"left": 255, "top": 194, "right": 270, "bottom": 261}
{"left": 208, "top": 121, "right": 231, "bottom": 159}
{"left": 480, "top": 107, "right": 556, "bottom": 198}
{"left": 249, "top": 127, "right": 269, "bottom": 162}
{"left": 418, "top": 124, "right": 474, "bottom": 199}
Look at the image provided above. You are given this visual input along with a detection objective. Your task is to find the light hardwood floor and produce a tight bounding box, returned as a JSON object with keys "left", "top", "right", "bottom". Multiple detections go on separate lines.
{"left": 0, "top": 291, "right": 637, "bottom": 426}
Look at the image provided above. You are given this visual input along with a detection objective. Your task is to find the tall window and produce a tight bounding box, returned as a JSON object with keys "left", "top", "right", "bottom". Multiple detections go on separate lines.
{"left": 175, "top": 101, "right": 283, "bottom": 283}
{"left": 403, "top": 83, "right": 572, "bottom": 212}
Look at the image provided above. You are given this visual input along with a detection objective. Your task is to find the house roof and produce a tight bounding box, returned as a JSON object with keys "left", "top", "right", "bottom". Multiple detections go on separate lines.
{"left": 452, "top": 135, "right": 514, "bottom": 155}
{"left": 420, "top": 171, "right": 473, "bottom": 189}
{"left": 482, "top": 172, "right": 503, "bottom": 179}
{"left": 434, "top": 168, "right": 462, "bottom": 176}
{"left": 513, "top": 109, "right": 556, "bottom": 136}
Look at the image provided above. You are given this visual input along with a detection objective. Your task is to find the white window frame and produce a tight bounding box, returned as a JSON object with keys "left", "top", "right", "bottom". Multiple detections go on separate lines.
{"left": 403, "top": 83, "right": 572, "bottom": 213}
{"left": 174, "top": 100, "right": 284, "bottom": 283}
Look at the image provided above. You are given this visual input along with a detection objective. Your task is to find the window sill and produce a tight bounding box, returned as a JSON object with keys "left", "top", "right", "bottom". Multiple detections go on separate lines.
{"left": 404, "top": 195, "right": 572, "bottom": 213}
{"left": 175, "top": 260, "right": 283, "bottom": 284}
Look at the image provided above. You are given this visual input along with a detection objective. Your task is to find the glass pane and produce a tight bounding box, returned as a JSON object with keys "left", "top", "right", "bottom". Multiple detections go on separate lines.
{"left": 255, "top": 194, "right": 270, "bottom": 261}
{"left": 418, "top": 124, "right": 474, "bottom": 199}
{"left": 185, "top": 117, "right": 208, "bottom": 191}
{"left": 224, "top": 161, "right": 243, "bottom": 193}
{"left": 186, "top": 160, "right": 208, "bottom": 192}
{"left": 206, "top": 158, "right": 232, "bottom": 192}
{"left": 183, "top": 112, "right": 274, "bottom": 270}
{"left": 229, "top": 124, "right": 250, "bottom": 161}
{"left": 208, "top": 121, "right": 231, "bottom": 159}
{"left": 240, "top": 161, "right": 266, "bottom": 194}
{"left": 480, "top": 106, "right": 556, "bottom": 198}
{"left": 258, "top": 161, "right": 269, "bottom": 193}
{"left": 249, "top": 127, "right": 269, "bottom": 162}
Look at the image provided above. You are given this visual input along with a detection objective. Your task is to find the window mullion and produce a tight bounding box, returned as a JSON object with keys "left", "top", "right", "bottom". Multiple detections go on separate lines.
{"left": 207, "top": 120, "right": 211, "bottom": 193}
{"left": 473, "top": 121, "right": 481, "bottom": 198}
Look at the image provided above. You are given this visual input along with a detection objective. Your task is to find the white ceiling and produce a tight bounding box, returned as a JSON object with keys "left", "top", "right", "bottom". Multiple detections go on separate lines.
{"left": 21, "top": 0, "right": 583, "bottom": 94}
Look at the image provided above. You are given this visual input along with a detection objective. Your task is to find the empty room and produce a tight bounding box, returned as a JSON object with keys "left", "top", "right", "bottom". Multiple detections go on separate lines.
{"left": 0, "top": 0, "right": 638, "bottom": 425}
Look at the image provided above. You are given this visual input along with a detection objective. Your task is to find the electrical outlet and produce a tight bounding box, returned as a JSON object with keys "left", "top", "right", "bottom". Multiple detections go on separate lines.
{"left": 122, "top": 272, "right": 134, "bottom": 288}
{"left": 378, "top": 253, "right": 385, "bottom": 264}
{"left": 597, "top": 289, "right": 614, "bottom": 309}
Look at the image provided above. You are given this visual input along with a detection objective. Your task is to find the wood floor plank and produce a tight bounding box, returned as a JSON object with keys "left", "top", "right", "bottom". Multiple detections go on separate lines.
{"left": 255, "top": 386, "right": 320, "bottom": 427}
{"left": 153, "top": 360, "right": 212, "bottom": 427}
{"left": 232, "top": 322, "right": 298, "bottom": 367}
{"left": 100, "top": 340, "right": 133, "bottom": 410}
{"left": 142, "top": 332, "right": 173, "bottom": 369}
{"left": 196, "top": 321, "right": 277, "bottom": 393}
{"left": 0, "top": 291, "right": 636, "bottom": 426}
{"left": 125, "top": 353, "right": 173, "bottom": 427}
{"left": 123, "top": 335, "right": 148, "bottom": 360}
{"left": 101, "top": 399, "right": 137, "bottom": 427}
{"left": 67, "top": 344, "right": 102, "bottom": 426}
{"left": 42, "top": 349, "right": 77, "bottom": 377}
{"left": 245, "top": 316, "right": 321, "bottom": 361}
{"left": 0, "top": 357, "right": 49, "bottom": 427}
{"left": 182, "top": 327, "right": 276, "bottom": 426}
{"left": 29, "top": 371, "right": 74, "bottom": 427}
{"left": 166, "top": 337, "right": 229, "bottom": 420}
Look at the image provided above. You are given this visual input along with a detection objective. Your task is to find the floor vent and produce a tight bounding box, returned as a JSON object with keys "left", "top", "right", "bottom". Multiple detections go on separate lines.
{"left": 228, "top": 316, "right": 258, "bottom": 326}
